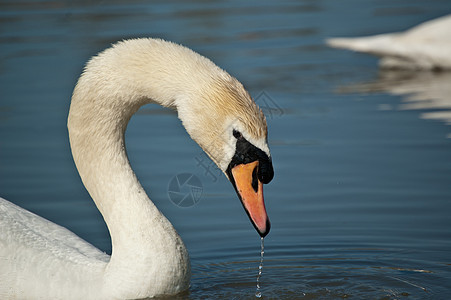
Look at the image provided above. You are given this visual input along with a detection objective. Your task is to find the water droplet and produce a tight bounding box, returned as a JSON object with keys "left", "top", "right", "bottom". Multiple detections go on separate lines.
{"left": 255, "top": 237, "right": 265, "bottom": 298}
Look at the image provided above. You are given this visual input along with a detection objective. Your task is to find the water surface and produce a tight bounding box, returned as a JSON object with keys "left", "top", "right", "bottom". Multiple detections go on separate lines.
{"left": 1, "top": 1, "right": 451, "bottom": 299}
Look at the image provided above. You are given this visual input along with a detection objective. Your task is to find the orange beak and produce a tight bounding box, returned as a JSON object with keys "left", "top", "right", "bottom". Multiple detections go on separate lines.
{"left": 231, "top": 161, "right": 270, "bottom": 237}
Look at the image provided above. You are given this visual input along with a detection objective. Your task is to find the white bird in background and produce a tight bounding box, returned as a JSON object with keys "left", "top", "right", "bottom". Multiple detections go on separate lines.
{"left": 0, "top": 38, "right": 274, "bottom": 299}
{"left": 326, "top": 14, "right": 451, "bottom": 70}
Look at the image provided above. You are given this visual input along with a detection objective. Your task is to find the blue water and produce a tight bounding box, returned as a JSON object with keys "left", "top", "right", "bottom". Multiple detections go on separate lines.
{"left": 1, "top": 1, "right": 451, "bottom": 299}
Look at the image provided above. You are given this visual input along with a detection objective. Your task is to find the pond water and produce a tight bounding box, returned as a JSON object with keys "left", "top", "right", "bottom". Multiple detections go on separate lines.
{"left": 1, "top": 1, "right": 451, "bottom": 299}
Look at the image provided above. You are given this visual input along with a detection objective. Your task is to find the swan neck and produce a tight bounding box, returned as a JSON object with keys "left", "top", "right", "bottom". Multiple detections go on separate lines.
{"left": 67, "top": 40, "right": 195, "bottom": 296}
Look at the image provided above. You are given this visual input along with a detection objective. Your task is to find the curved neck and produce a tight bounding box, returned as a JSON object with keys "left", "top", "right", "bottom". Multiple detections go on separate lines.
{"left": 66, "top": 39, "right": 216, "bottom": 297}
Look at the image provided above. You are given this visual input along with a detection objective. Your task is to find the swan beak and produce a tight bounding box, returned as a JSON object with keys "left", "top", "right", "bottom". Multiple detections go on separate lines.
{"left": 231, "top": 161, "right": 270, "bottom": 237}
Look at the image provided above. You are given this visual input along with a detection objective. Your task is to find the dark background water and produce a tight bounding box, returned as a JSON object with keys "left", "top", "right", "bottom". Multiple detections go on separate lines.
{"left": 1, "top": 1, "right": 451, "bottom": 299}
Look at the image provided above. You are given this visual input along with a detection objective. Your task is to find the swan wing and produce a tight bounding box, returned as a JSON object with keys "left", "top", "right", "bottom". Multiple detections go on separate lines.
{"left": 0, "top": 197, "right": 108, "bottom": 298}
{"left": 0, "top": 197, "right": 108, "bottom": 260}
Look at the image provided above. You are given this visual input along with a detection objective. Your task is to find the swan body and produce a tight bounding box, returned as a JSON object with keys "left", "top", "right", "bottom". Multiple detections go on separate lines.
{"left": 326, "top": 14, "right": 451, "bottom": 70}
{"left": 0, "top": 38, "right": 273, "bottom": 299}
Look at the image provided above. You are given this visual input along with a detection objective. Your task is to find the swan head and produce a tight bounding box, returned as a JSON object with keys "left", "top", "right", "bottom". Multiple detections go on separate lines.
{"left": 177, "top": 74, "right": 274, "bottom": 237}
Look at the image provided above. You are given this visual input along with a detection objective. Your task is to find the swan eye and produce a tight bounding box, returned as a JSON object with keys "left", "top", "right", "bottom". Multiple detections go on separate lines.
{"left": 233, "top": 130, "right": 242, "bottom": 139}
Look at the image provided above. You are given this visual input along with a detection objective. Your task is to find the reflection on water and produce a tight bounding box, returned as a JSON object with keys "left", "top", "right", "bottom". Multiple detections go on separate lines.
{"left": 336, "top": 70, "right": 451, "bottom": 137}
{"left": 184, "top": 244, "right": 435, "bottom": 299}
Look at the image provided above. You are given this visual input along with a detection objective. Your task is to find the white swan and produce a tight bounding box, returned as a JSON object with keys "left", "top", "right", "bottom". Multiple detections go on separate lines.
{"left": 326, "top": 14, "right": 451, "bottom": 70}
{"left": 0, "top": 38, "right": 274, "bottom": 299}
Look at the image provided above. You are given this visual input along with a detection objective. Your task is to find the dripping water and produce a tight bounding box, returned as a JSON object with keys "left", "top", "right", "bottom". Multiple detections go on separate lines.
{"left": 255, "top": 237, "right": 265, "bottom": 298}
